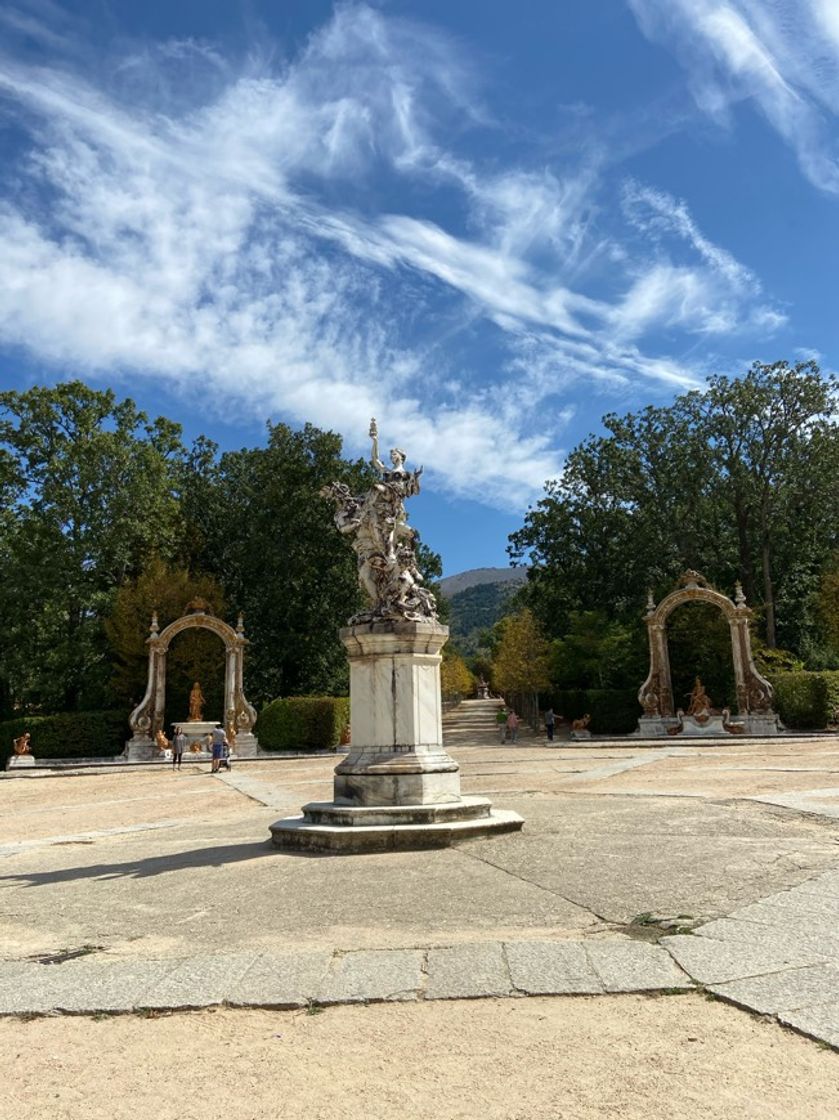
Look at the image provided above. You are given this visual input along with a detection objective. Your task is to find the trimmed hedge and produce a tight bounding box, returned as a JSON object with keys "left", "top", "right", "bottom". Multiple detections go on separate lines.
{"left": 256, "top": 696, "right": 350, "bottom": 752}
{"left": 550, "top": 688, "right": 639, "bottom": 735}
{"left": 0, "top": 711, "right": 128, "bottom": 767}
{"left": 766, "top": 672, "right": 833, "bottom": 730}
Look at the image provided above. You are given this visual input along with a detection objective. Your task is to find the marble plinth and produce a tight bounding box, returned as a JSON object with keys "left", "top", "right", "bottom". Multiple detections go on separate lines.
{"left": 270, "top": 619, "right": 524, "bottom": 853}
{"left": 634, "top": 710, "right": 782, "bottom": 738}
{"left": 744, "top": 712, "right": 782, "bottom": 735}
{"left": 269, "top": 800, "right": 524, "bottom": 852}
{"left": 125, "top": 721, "right": 259, "bottom": 760}
{"left": 678, "top": 715, "right": 729, "bottom": 737}
{"left": 6, "top": 754, "right": 35, "bottom": 770}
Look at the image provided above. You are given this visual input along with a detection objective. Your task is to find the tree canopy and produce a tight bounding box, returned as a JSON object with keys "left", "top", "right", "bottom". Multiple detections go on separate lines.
{"left": 511, "top": 361, "right": 839, "bottom": 670}
{"left": 0, "top": 383, "right": 442, "bottom": 717}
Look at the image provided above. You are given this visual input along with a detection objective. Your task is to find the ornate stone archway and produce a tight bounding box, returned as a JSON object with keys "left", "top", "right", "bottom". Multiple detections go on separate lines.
{"left": 636, "top": 571, "right": 780, "bottom": 736}
{"left": 124, "top": 603, "right": 258, "bottom": 759}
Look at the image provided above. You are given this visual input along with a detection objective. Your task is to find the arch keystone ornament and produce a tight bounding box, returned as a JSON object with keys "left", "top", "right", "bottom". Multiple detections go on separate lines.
{"left": 635, "top": 571, "right": 781, "bottom": 738}
{"left": 124, "top": 604, "right": 258, "bottom": 760}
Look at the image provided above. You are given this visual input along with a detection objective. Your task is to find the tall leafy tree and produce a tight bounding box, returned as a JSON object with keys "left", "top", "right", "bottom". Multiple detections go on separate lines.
{"left": 104, "top": 556, "right": 227, "bottom": 713}
{"left": 512, "top": 361, "right": 839, "bottom": 656}
{"left": 183, "top": 423, "right": 364, "bottom": 701}
{"left": 0, "top": 382, "right": 184, "bottom": 711}
{"left": 492, "top": 610, "right": 551, "bottom": 697}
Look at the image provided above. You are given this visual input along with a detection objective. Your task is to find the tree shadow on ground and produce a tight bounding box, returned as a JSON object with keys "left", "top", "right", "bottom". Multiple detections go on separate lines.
{"left": 0, "top": 839, "right": 290, "bottom": 888}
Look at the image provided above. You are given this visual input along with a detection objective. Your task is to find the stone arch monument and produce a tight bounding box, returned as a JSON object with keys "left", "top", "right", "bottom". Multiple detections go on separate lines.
{"left": 636, "top": 571, "right": 780, "bottom": 737}
{"left": 124, "top": 601, "right": 259, "bottom": 760}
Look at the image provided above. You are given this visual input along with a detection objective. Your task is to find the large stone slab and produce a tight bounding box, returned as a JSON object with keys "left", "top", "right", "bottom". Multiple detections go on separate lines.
{"left": 505, "top": 941, "right": 601, "bottom": 995}
{"left": 694, "top": 918, "right": 839, "bottom": 960}
{"left": 0, "top": 959, "right": 175, "bottom": 1014}
{"left": 425, "top": 942, "right": 511, "bottom": 1000}
{"left": 709, "top": 963, "right": 839, "bottom": 1014}
{"left": 780, "top": 1001, "right": 839, "bottom": 1048}
{"left": 227, "top": 951, "right": 333, "bottom": 1008}
{"left": 585, "top": 941, "right": 691, "bottom": 992}
{"left": 317, "top": 949, "right": 424, "bottom": 1004}
{"left": 661, "top": 934, "right": 826, "bottom": 985}
{"left": 139, "top": 952, "right": 260, "bottom": 1009}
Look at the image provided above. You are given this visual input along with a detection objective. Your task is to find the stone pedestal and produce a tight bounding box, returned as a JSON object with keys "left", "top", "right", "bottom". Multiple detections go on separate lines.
{"left": 270, "top": 620, "right": 523, "bottom": 853}
{"left": 229, "top": 731, "right": 259, "bottom": 758}
{"left": 744, "top": 712, "right": 782, "bottom": 736}
{"left": 633, "top": 717, "right": 675, "bottom": 738}
{"left": 123, "top": 734, "right": 156, "bottom": 761}
{"left": 124, "top": 721, "right": 260, "bottom": 761}
{"left": 6, "top": 754, "right": 35, "bottom": 770}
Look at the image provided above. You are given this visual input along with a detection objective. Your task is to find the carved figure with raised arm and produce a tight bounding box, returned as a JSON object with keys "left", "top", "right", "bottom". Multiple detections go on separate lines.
{"left": 321, "top": 420, "right": 438, "bottom": 624}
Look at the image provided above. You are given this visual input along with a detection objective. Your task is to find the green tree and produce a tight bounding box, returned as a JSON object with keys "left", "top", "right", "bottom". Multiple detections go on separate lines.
{"left": 180, "top": 422, "right": 441, "bottom": 702}
{"left": 0, "top": 382, "right": 184, "bottom": 712}
{"left": 104, "top": 556, "right": 227, "bottom": 712}
{"left": 440, "top": 648, "right": 475, "bottom": 698}
{"left": 700, "top": 361, "right": 839, "bottom": 647}
{"left": 550, "top": 611, "right": 647, "bottom": 690}
{"left": 511, "top": 361, "right": 839, "bottom": 655}
{"left": 492, "top": 609, "right": 552, "bottom": 697}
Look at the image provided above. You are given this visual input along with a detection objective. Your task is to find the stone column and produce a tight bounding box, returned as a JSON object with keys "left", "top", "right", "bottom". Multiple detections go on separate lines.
{"left": 270, "top": 618, "right": 523, "bottom": 851}
{"left": 333, "top": 619, "right": 459, "bottom": 806}
{"left": 224, "top": 646, "right": 236, "bottom": 729}
{"left": 124, "top": 639, "right": 161, "bottom": 760}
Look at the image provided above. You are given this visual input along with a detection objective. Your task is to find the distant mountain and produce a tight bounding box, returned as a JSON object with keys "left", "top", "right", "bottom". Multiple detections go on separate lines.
{"left": 439, "top": 567, "right": 528, "bottom": 655}
{"left": 439, "top": 566, "right": 527, "bottom": 599}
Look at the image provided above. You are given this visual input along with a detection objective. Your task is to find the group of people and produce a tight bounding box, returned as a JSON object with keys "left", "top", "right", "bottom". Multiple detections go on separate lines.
{"left": 169, "top": 724, "right": 232, "bottom": 772}
{"left": 495, "top": 706, "right": 559, "bottom": 744}
{"left": 495, "top": 706, "right": 521, "bottom": 743}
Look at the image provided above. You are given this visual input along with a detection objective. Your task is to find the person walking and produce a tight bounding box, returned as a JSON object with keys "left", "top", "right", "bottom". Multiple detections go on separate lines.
{"left": 496, "top": 705, "right": 508, "bottom": 744}
{"left": 210, "top": 724, "right": 226, "bottom": 773}
{"left": 173, "top": 726, "right": 186, "bottom": 771}
{"left": 544, "top": 707, "right": 555, "bottom": 744}
{"left": 506, "top": 709, "right": 520, "bottom": 744}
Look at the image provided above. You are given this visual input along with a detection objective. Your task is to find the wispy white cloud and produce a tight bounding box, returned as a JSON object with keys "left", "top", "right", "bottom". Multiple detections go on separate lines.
{"left": 628, "top": 0, "right": 839, "bottom": 194}
{"left": 0, "top": 1, "right": 786, "bottom": 507}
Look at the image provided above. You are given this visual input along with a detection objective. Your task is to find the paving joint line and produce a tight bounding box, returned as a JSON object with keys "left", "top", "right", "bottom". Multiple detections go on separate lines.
{"left": 453, "top": 846, "right": 608, "bottom": 925}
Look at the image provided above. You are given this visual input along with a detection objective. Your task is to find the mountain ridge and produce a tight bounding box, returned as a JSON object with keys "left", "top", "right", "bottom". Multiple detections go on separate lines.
{"left": 439, "top": 566, "right": 527, "bottom": 599}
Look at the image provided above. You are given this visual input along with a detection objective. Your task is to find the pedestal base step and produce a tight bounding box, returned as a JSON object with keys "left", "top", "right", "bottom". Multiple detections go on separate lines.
{"left": 269, "top": 799, "right": 523, "bottom": 853}
{"left": 301, "top": 796, "right": 493, "bottom": 828}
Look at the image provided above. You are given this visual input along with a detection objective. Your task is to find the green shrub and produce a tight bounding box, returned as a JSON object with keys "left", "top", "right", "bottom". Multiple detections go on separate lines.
{"left": 0, "top": 711, "right": 127, "bottom": 766}
{"left": 820, "top": 671, "right": 839, "bottom": 721}
{"left": 550, "top": 688, "right": 639, "bottom": 735}
{"left": 256, "top": 696, "right": 350, "bottom": 752}
{"left": 767, "top": 672, "right": 830, "bottom": 729}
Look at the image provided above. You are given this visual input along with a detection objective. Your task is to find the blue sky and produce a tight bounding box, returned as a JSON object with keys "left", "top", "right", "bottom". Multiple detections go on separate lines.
{"left": 1, "top": 1, "right": 838, "bottom": 574}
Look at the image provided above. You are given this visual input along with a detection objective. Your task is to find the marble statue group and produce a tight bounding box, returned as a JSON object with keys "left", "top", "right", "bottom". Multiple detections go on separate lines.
{"left": 320, "top": 419, "right": 438, "bottom": 624}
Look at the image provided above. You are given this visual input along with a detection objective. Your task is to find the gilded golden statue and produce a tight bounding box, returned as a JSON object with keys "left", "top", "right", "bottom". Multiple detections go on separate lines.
{"left": 155, "top": 728, "right": 170, "bottom": 753}
{"left": 686, "top": 677, "right": 712, "bottom": 719}
{"left": 188, "top": 681, "right": 205, "bottom": 722}
{"left": 12, "top": 732, "right": 31, "bottom": 755}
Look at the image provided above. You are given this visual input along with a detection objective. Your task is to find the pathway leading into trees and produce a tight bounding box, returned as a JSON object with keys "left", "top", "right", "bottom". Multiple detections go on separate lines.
{"left": 1, "top": 704, "right": 839, "bottom": 1052}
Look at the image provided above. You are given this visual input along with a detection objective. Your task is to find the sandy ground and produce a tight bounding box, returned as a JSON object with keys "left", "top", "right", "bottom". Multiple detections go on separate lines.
{"left": 3, "top": 995, "right": 838, "bottom": 1120}
{"left": 3, "top": 707, "right": 839, "bottom": 1116}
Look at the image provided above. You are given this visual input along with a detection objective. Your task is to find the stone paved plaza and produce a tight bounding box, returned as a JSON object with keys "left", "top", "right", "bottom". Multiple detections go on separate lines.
{"left": 2, "top": 701, "right": 839, "bottom": 1058}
